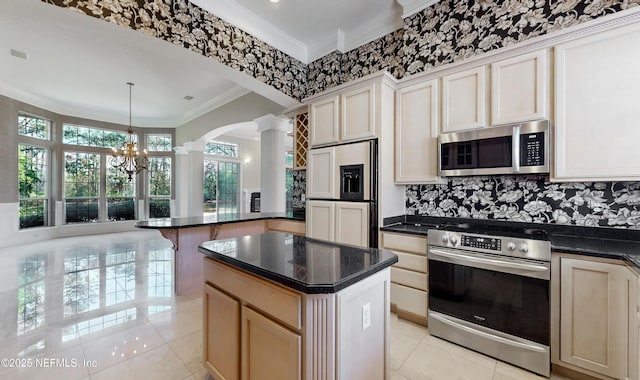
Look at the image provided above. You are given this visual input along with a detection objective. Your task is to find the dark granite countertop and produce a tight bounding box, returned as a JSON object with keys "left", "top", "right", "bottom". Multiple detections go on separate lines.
{"left": 136, "top": 211, "right": 305, "bottom": 229}
{"left": 198, "top": 232, "right": 398, "bottom": 294}
{"left": 381, "top": 215, "right": 640, "bottom": 268}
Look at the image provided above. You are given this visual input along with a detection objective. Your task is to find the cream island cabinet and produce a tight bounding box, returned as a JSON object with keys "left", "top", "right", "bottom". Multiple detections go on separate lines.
{"left": 199, "top": 232, "right": 398, "bottom": 380}
{"left": 551, "top": 253, "right": 640, "bottom": 380}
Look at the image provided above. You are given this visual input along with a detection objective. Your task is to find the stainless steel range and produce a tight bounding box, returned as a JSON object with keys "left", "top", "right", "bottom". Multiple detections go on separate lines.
{"left": 427, "top": 227, "right": 551, "bottom": 377}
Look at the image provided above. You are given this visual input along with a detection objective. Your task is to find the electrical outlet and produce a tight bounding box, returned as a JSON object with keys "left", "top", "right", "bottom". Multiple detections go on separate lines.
{"left": 362, "top": 303, "right": 371, "bottom": 330}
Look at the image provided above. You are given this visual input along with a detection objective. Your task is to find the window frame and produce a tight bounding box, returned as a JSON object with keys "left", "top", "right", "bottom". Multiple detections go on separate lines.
{"left": 17, "top": 113, "right": 54, "bottom": 230}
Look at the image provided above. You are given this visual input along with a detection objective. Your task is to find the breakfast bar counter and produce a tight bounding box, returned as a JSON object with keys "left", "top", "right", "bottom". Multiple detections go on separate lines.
{"left": 136, "top": 212, "right": 305, "bottom": 294}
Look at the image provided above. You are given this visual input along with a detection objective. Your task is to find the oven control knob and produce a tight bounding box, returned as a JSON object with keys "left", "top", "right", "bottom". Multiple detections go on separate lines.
{"left": 519, "top": 243, "right": 529, "bottom": 252}
{"left": 507, "top": 242, "right": 516, "bottom": 251}
{"left": 442, "top": 235, "right": 449, "bottom": 243}
{"left": 449, "top": 236, "right": 458, "bottom": 245}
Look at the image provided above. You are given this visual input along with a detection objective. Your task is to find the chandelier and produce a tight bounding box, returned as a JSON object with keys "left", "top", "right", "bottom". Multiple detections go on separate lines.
{"left": 110, "top": 82, "right": 148, "bottom": 181}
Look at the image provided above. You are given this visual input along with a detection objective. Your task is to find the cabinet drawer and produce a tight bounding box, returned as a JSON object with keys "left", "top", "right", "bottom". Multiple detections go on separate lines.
{"left": 390, "top": 283, "right": 427, "bottom": 318}
{"left": 204, "top": 258, "right": 302, "bottom": 330}
{"left": 382, "top": 232, "right": 427, "bottom": 255}
{"left": 394, "top": 251, "right": 427, "bottom": 273}
{"left": 391, "top": 267, "right": 427, "bottom": 291}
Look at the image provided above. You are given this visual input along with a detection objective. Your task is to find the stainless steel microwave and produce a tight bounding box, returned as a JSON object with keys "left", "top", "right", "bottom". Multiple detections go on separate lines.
{"left": 438, "top": 120, "right": 550, "bottom": 177}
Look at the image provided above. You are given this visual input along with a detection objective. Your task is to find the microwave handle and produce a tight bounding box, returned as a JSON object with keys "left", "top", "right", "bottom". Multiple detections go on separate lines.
{"left": 512, "top": 124, "right": 520, "bottom": 173}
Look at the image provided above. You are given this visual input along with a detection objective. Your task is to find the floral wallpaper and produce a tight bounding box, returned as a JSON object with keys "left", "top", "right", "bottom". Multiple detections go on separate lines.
{"left": 403, "top": 0, "right": 640, "bottom": 75}
{"left": 292, "top": 170, "right": 306, "bottom": 209}
{"left": 406, "top": 177, "right": 640, "bottom": 229}
{"left": 42, "top": 0, "right": 640, "bottom": 98}
{"left": 41, "top": 0, "right": 308, "bottom": 100}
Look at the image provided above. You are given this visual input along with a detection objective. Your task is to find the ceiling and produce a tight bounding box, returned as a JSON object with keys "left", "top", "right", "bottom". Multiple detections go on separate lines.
{"left": 0, "top": 0, "right": 423, "bottom": 135}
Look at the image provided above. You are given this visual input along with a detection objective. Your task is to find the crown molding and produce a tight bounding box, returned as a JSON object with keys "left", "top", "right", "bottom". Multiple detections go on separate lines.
{"left": 397, "top": 0, "right": 441, "bottom": 18}
{"left": 189, "top": 0, "right": 309, "bottom": 63}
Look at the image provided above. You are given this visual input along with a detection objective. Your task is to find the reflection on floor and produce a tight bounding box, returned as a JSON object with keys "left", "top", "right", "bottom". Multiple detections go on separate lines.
{"left": 0, "top": 231, "right": 573, "bottom": 380}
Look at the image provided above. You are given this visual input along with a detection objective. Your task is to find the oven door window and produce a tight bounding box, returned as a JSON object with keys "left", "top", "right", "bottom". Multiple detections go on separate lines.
{"left": 428, "top": 259, "right": 549, "bottom": 345}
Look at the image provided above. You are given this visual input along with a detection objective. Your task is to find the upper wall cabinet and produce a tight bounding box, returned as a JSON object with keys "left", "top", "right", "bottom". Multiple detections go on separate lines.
{"left": 309, "top": 95, "right": 340, "bottom": 146}
{"left": 395, "top": 79, "right": 443, "bottom": 184}
{"left": 307, "top": 72, "right": 396, "bottom": 147}
{"left": 491, "top": 50, "right": 549, "bottom": 125}
{"left": 441, "top": 65, "right": 488, "bottom": 133}
{"left": 340, "top": 84, "right": 376, "bottom": 142}
{"left": 554, "top": 23, "right": 640, "bottom": 181}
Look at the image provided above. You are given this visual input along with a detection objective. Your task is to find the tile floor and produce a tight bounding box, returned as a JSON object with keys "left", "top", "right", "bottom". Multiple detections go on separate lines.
{"left": 0, "top": 230, "right": 572, "bottom": 380}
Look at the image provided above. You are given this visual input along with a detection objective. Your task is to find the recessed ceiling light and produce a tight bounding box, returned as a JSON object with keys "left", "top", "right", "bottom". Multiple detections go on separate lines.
{"left": 184, "top": 95, "right": 194, "bottom": 101}
{"left": 10, "top": 49, "right": 28, "bottom": 60}
{"left": 269, "top": 0, "right": 280, "bottom": 3}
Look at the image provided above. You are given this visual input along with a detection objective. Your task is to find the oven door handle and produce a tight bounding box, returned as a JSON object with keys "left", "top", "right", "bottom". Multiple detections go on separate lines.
{"left": 428, "top": 247, "right": 550, "bottom": 280}
{"left": 429, "top": 312, "right": 548, "bottom": 353}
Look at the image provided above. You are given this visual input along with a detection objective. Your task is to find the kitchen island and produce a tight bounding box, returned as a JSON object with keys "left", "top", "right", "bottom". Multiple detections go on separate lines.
{"left": 198, "top": 232, "right": 398, "bottom": 380}
{"left": 136, "top": 212, "right": 305, "bottom": 294}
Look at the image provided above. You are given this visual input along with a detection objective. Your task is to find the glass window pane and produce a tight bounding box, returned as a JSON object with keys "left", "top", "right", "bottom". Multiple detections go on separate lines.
{"left": 148, "top": 157, "right": 171, "bottom": 197}
{"left": 146, "top": 135, "right": 172, "bottom": 152}
{"left": 19, "top": 200, "right": 48, "bottom": 229}
{"left": 149, "top": 198, "right": 170, "bottom": 218}
{"left": 204, "top": 141, "right": 238, "bottom": 157}
{"left": 63, "top": 124, "right": 129, "bottom": 148}
{"left": 203, "top": 160, "right": 217, "bottom": 214}
{"left": 18, "top": 115, "right": 50, "bottom": 140}
{"left": 18, "top": 145, "right": 48, "bottom": 229}
{"left": 64, "top": 151, "right": 100, "bottom": 224}
{"left": 64, "top": 152, "right": 100, "bottom": 198}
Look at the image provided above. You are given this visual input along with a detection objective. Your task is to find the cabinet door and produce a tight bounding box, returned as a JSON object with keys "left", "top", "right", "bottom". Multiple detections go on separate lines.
{"left": 341, "top": 83, "right": 376, "bottom": 142}
{"left": 307, "top": 147, "right": 336, "bottom": 199}
{"left": 395, "top": 80, "right": 442, "bottom": 183}
{"left": 491, "top": 50, "right": 548, "bottom": 125}
{"left": 390, "top": 282, "right": 427, "bottom": 319}
{"left": 559, "top": 258, "right": 633, "bottom": 378}
{"left": 204, "top": 283, "right": 240, "bottom": 380}
{"left": 335, "top": 201, "right": 369, "bottom": 247}
{"left": 554, "top": 23, "right": 640, "bottom": 181}
{"left": 242, "top": 306, "right": 301, "bottom": 380}
{"left": 306, "top": 200, "right": 335, "bottom": 242}
{"left": 309, "top": 95, "right": 340, "bottom": 146}
{"left": 442, "top": 66, "right": 487, "bottom": 132}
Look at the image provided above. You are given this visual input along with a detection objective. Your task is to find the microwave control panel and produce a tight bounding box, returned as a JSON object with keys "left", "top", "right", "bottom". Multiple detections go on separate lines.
{"left": 520, "top": 132, "right": 545, "bottom": 166}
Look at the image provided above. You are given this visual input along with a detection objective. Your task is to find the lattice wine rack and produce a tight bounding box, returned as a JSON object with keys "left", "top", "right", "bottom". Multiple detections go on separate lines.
{"left": 294, "top": 112, "right": 309, "bottom": 169}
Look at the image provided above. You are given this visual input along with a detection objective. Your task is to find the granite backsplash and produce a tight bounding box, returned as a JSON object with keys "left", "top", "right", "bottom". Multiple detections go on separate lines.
{"left": 405, "top": 176, "right": 640, "bottom": 229}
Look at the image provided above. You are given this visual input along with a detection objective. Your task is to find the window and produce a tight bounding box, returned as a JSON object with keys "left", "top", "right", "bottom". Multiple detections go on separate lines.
{"left": 205, "top": 141, "right": 238, "bottom": 157}
{"left": 146, "top": 135, "right": 172, "bottom": 152}
{"left": 19, "top": 114, "right": 50, "bottom": 140}
{"left": 107, "top": 161, "right": 136, "bottom": 221}
{"left": 204, "top": 160, "right": 240, "bottom": 218}
{"left": 18, "top": 144, "right": 49, "bottom": 228}
{"left": 63, "top": 124, "right": 130, "bottom": 148}
{"left": 64, "top": 152, "right": 100, "bottom": 223}
{"left": 148, "top": 157, "right": 171, "bottom": 218}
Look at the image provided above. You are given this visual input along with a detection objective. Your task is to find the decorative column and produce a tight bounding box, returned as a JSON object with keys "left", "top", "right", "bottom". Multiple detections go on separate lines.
{"left": 173, "top": 141, "right": 205, "bottom": 217}
{"left": 255, "top": 114, "right": 290, "bottom": 213}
